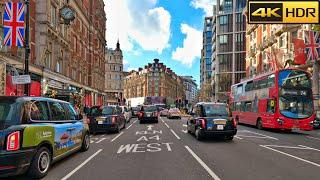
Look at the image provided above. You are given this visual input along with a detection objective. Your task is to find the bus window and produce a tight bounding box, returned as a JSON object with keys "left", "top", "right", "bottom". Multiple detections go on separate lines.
{"left": 267, "top": 74, "right": 275, "bottom": 87}
{"left": 245, "top": 81, "right": 253, "bottom": 92}
{"left": 236, "top": 85, "right": 243, "bottom": 95}
{"left": 244, "top": 102, "right": 252, "bottom": 112}
{"left": 267, "top": 99, "right": 275, "bottom": 114}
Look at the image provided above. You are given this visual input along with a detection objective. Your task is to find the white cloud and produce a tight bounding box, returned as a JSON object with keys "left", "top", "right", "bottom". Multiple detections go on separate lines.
{"left": 190, "top": 0, "right": 214, "bottom": 16}
{"left": 172, "top": 24, "right": 202, "bottom": 67}
{"left": 104, "top": 0, "right": 171, "bottom": 53}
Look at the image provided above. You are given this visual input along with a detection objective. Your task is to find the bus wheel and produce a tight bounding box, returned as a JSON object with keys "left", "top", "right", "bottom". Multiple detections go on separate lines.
{"left": 256, "top": 118, "right": 263, "bottom": 130}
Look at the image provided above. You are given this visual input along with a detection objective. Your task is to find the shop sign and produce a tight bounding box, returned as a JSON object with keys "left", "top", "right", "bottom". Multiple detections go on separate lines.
{"left": 12, "top": 75, "right": 31, "bottom": 85}
{"left": 48, "top": 79, "right": 64, "bottom": 89}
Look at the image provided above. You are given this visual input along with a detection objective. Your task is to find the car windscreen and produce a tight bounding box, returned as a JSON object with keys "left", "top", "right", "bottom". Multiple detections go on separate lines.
{"left": 132, "top": 107, "right": 140, "bottom": 111}
{"left": 170, "top": 108, "right": 179, "bottom": 112}
{"left": 203, "top": 104, "right": 229, "bottom": 117}
{"left": 102, "top": 107, "right": 114, "bottom": 115}
{"left": 143, "top": 106, "right": 157, "bottom": 112}
{"left": 0, "top": 99, "right": 19, "bottom": 130}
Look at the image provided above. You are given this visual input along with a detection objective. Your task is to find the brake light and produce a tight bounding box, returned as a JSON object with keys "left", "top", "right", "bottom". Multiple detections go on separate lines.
{"left": 199, "top": 119, "right": 206, "bottom": 129}
{"left": 6, "top": 131, "right": 20, "bottom": 151}
{"left": 139, "top": 112, "right": 144, "bottom": 118}
{"left": 112, "top": 116, "right": 116, "bottom": 124}
{"left": 232, "top": 118, "right": 237, "bottom": 127}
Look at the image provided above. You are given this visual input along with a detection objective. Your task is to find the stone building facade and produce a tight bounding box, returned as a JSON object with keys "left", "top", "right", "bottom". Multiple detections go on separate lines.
{"left": 105, "top": 41, "right": 124, "bottom": 105}
{"left": 0, "top": 0, "right": 106, "bottom": 107}
{"left": 123, "top": 59, "right": 185, "bottom": 104}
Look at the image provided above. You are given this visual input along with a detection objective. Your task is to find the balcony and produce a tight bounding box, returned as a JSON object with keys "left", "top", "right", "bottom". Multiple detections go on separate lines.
{"left": 274, "top": 25, "right": 285, "bottom": 36}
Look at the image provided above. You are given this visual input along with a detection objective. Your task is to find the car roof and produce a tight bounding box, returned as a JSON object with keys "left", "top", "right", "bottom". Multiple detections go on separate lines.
{"left": 197, "top": 102, "right": 228, "bottom": 106}
{"left": 0, "top": 96, "right": 70, "bottom": 104}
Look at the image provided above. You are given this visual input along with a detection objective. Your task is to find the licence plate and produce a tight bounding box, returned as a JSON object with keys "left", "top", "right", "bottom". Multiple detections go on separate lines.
{"left": 217, "top": 125, "right": 224, "bottom": 130}
{"left": 98, "top": 121, "right": 103, "bottom": 124}
{"left": 147, "top": 114, "right": 151, "bottom": 117}
{"left": 214, "top": 120, "right": 227, "bottom": 125}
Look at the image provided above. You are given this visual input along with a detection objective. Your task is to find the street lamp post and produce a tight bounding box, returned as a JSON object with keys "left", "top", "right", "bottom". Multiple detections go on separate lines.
{"left": 24, "top": 0, "right": 30, "bottom": 96}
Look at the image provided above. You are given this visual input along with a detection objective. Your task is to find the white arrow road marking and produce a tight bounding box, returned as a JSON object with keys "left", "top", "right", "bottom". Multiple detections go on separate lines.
{"left": 147, "top": 125, "right": 154, "bottom": 131}
{"left": 183, "top": 124, "right": 187, "bottom": 127}
{"left": 185, "top": 146, "right": 221, "bottom": 180}
{"left": 61, "top": 149, "right": 103, "bottom": 180}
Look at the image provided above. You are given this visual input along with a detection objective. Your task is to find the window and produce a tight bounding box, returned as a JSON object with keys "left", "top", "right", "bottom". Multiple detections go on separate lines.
{"left": 29, "top": 101, "right": 50, "bottom": 121}
{"left": 46, "top": 52, "right": 52, "bottom": 69}
{"left": 50, "top": 4, "right": 56, "bottom": 27}
{"left": 267, "top": 99, "right": 275, "bottom": 114}
{"left": 244, "top": 102, "right": 252, "bottom": 112}
{"left": 56, "top": 60, "right": 61, "bottom": 73}
{"left": 49, "top": 102, "right": 67, "bottom": 120}
{"left": 279, "top": 35, "right": 285, "bottom": 47}
{"left": 219, "top": 15, "right": 227, "bottom": 25}
{"left": 64, "top": 103, "right": 77, "bottom": 120}
{"left": 245, "top": 81, "right": 253, "bottom": 91}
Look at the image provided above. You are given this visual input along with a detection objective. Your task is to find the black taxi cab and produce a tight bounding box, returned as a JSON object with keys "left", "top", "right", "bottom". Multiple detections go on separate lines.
{"left": 187, "top": 102, "right": 237, "bottom": 140}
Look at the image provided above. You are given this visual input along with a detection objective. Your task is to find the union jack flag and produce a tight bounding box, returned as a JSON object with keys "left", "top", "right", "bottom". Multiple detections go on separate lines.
{"left": 3, "top": 2, "right": 25, "bottom": 47}
{"left": 304, "top": 30, "right": 320, "bottom": 61}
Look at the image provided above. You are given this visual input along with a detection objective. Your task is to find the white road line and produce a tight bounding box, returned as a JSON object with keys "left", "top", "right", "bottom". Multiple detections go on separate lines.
{"left": 185, "top": 146, "right": 221, "bottom": 180}
{"left": 100, "top": 134, "right": 105, "bottom": 137}
{"left": 111, "top": 132, "right": 124, "bottom": 142}
{"left": 126, "top": 123, "right": 134, "bottom": 130}
{"left": 89, "top": 135, "right": 93, "bottom": 137}
{"left": 298, "top": 145, "right": 320, "bottom": 152}
{"left": 61, "top": 149, "right": 103, "bottom": 180}
{"left": 234, "top": 136, "right": 243, "bottom": 140}
{"left": 307, "top": 136, "right": 320, "bottom": 141}
{"left": 95, "top": 138, "right": 106, "bottom": 144}
{"left": 133, "top": 120, "right": 137, "bottom": 124}
{"left": 236, "top": 135, "right": 277, "bottom": 139}
{"left": 164, "top": 123, "right": 170, "bottom": 128}
{"left": 183, "top": 124, "right": 187, "bottom": 127}
{"left": 182, "top": 130, "right": 188, "bottom": 133}
{"left": 170, "top": 129, "right": 181, "bottom": 140}
{"left": 260, "top": 145, "right": 320, "bottom": 167}
{"left": 243, "top": 130, "right": 279, "bottom": 140}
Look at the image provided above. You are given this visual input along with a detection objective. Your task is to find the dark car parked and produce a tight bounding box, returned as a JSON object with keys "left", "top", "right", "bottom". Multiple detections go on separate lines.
{"left": 131, "top": 106, "right": 141, "bottom": 117}
{"left": 88, "top": 106, "right": 126, "bottom": 134}
{"left": 187, "top": 102, "right": 237, "bottom": 140}
{"left": 138, "top": 105, "right": 159, "bottom": 123}
{"left": 0, "top": 96, "right": 89, "bottom": 178}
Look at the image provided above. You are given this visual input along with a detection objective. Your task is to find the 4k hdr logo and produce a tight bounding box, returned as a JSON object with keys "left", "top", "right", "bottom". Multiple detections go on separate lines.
{"left": 248, "top": 1, "right": 319, "bottom": 24}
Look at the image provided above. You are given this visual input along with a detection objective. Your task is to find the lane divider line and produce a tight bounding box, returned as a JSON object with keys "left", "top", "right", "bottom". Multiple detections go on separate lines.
{"left": 182, "top": 130, "right": 188, "bottom": 133}
{"left": 95, "top": 138, "right": 106, "bottom": 144}
{"left": 170, "top": 129, "right": 181, "bottom": 140}
{"left": 61, "top": 149, "right": 103, "bottom": 180}
{"left": 126, "top": 123, "right": 134, "bottom": 130}
{"left": 185, "top": 146, "right": 221, "bottom": 180}
{"left": 242, "top": 130, "right": 278, "bottom": 140}
{"left": 236, "top": 135, "right": 276, "bottom": 139}
{"left": 307, "top": 136, "right": 320, "bottom": 141}
{"left": 133, "top": 120, "right": 137, "bottom": 124}
{"left": 298, "top": 145, "right": 320, "bottom": 152}
{"left": 260, "top": 145, "right": 320, "bottom": 167}
{"left": 234, "top": 136, "right": 243, "bottom": 140}
{"left": 164, "top": 123, "right": 170, "bottom": 128}
{"left": 111, "top": 132, "right": 124, "bottom": 142}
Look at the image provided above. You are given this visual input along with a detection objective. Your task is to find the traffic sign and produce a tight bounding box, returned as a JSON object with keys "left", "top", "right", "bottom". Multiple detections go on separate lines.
{"left": 12, "top": 75, "right": 31, "bottom": 85}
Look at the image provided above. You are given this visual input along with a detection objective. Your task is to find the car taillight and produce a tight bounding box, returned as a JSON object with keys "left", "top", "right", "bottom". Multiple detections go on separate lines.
{"left": 7, "top": 131, "right": 20, "bottom": 151}
{"left": 199, "top": 119, "right": 206, "bottom": 129}
{"left": 112, "top": 116, "right": 116, "bottom": 124}
{"left": 232, "top": 118, "right": 237, "bottom": 127}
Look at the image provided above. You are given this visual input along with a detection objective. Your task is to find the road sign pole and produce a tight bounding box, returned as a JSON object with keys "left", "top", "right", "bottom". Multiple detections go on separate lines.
{"left": 24, "top": 0, "right": 30, "bottom": 96}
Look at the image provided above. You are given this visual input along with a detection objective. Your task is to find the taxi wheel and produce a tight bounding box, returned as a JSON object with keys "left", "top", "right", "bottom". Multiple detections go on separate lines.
{"left": 28, "top": 147, "right": 51, "bottom": 179}
{"left": 225, "top": 136, "right": 234, "bottom": 141}
{"left": 115, "top": 125, "right": 120, "bottom": 133}
{"left": 81, "top": 133, "right": 90, "bottom": 152}
{"left": 195, "top": 129, "right": 202, "bottom": 141}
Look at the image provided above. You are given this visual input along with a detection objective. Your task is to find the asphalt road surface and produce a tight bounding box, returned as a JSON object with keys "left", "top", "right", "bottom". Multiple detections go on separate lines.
{"left": 10, "top": 117, "right": 320, "bottom": 180}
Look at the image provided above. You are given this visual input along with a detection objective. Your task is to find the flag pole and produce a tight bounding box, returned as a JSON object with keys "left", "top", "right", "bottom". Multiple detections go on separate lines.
{"left": 24, "top": 0, "right": 30, "bottom": 96}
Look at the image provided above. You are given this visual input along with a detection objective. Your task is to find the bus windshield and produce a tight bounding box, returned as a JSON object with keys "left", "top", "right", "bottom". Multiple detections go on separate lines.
{"left": 279, "top": 96, "right": 313, "bottom": 119}
{"left": 278, "top": 69, "right": 313, "bottom": 119}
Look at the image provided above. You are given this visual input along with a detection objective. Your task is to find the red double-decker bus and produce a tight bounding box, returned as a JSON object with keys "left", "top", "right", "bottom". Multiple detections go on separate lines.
{"left": 230, "top": 68, "right": 315, "bottom": 131}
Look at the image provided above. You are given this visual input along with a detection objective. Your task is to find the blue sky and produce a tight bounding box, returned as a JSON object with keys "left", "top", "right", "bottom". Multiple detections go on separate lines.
{"left": 104, "top": 0, "right": 214, "bottom": 87}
